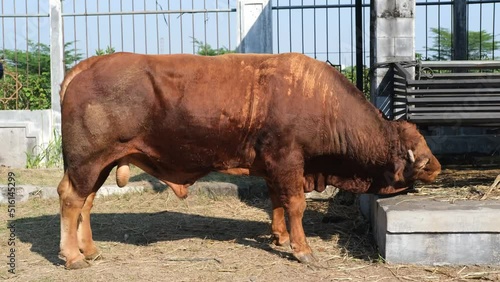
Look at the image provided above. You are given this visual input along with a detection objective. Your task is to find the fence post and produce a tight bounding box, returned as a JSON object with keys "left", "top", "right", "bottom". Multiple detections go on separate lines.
{"left": 49, "top": 0, "right": 64, "bottom": 134}
{"left": 370, "top": 0, "right": 415, "bottom": 119}
{"left": 236, "top": 0, "right": 272, "bottom": 53}
{"left": 452, "top": 0, "right": 467, "bottom": 60}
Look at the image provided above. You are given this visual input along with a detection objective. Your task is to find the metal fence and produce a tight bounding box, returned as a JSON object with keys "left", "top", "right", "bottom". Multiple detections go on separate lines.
{"left": 272, "top": 0, "right": 370, "bottom": 69}
{"left": 2, "top": 0, "right": 500, "bottom": 110}
{"left": 61, "top": 0, "right": 237, "bottom": 64}
{"left": 415, "top": 0, "right": 500, "bottom": 61}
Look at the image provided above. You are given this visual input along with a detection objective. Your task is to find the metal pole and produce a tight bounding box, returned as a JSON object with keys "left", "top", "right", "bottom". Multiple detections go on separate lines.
{"left": 453, "top": 0, "right": 467, "bottom": 60}
{"left": 355, "top": 0, "right": 363, "bottom": 91}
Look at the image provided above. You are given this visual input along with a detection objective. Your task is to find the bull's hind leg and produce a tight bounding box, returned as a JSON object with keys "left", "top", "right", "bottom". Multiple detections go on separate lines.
{"left": 57, "top": 172, "right": 90, "bottom": 269}
{"left": 77, "top": 192, "right": 102, "bottom": 261}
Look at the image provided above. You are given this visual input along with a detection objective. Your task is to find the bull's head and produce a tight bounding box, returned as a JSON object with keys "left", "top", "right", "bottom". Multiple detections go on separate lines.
{"left": 374, "top": 121, "right": 441, "bottom": 194}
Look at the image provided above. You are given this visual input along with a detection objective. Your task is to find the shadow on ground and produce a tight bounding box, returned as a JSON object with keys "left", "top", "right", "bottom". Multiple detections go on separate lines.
{"left": 130, "top": 172, "right": 268, "bottom": 199}
{"left": 14, "top": 190, "right": 377, "bottom": 267}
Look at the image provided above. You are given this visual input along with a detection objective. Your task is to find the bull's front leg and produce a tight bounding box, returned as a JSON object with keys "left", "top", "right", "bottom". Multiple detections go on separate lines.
{"left": 285, "top": 192, "right": 315, "bottom": 264}
{"left": 263, "top": 150, "right": 316, "bottom": 264}
{"left": 267, "top": 183, "right": 290, "bottom": 246}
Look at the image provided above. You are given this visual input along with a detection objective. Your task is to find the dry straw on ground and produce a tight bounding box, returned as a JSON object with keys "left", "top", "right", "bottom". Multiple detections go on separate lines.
{"left": 0, "top": 163, "right": 499, "bottom": 281}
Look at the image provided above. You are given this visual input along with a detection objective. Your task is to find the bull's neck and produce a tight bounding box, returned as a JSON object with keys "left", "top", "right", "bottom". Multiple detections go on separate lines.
{"left": 323, "top": 99, "right": 397, "bottom": 168}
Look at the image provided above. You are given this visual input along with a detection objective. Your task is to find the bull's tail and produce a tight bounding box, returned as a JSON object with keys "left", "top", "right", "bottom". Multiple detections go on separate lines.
{"left": 59, "top": 55, "right": 105, "bottom": 104}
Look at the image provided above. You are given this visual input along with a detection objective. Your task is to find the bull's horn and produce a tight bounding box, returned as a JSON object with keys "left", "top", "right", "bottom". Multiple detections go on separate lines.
{"left": 408, "top": 149, "right": 415, "bottom": 163}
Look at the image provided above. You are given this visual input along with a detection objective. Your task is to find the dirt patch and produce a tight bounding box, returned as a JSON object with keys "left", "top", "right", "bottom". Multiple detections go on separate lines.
{"left": 1, "top": 192, "right": 500, "bottom": 281}
{"left": 0, "top": 162, "right": 499, "bottom": 281}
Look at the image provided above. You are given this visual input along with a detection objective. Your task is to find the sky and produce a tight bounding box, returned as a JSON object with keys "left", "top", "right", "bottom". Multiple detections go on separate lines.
{"left": 1, "top": 0, "right": 499, "bottom": 69}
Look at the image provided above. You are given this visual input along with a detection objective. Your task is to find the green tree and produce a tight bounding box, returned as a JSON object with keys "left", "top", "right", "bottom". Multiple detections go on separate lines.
{"left": 0, "top": 41, "right": 82, "bottom": 110}
{"left": 428, "top": 27, "right": 500, "bottom": 60}
{"left": 193, "top": 38, "right": 234, "bottom": 56}
{"left": 95, "top": 46, "right": 116, "bottom": 56}
{"left": 341, "top": 66, "right": 371, "bottom": 100}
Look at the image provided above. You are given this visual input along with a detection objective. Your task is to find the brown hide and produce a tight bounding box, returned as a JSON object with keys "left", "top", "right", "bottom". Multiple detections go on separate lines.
{"left": 61, "top": 52, "right": 440, "bottom": 197}
{"left": 59, "top": 52, "right": 441, "bottom": 267}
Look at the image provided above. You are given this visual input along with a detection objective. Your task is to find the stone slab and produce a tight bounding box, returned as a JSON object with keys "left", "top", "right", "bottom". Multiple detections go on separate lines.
{"left": 364, "top": 194, "right": 500, "bottom": 265}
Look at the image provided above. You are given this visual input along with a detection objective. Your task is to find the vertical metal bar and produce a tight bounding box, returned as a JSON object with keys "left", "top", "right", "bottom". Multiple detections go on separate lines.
{"left": 338, "top": 0, "right": 341, "bottom": 65}
{"left": 277, "top": 0, "right": 280, "bottom": 53}
{"left": 120, "top": 0, "right": 124, "bottom": 51}
{"left": 74, "top": 0, "right": 77, "bottom": 66}
{"left": 228, "top": 0, "right": 231, "bottom": 50}
{"left": 437, "top": 0, "right": 441, "bottom": 60}
{"left": 452, "top": 0, "right": 467, "bottom": 60}
{"left": 85, "top": 0, "right": 89, "bottom": 58}
{"left": 109, "top": 0, "right": 112, "bottom": 51}
{"left": 204, "top": 0, "right": 207, "bottom": 53}
{"left": 168, "top": 0, "right": 171, "bottom": 53}
{"left": 1, "top": 1, "right": 4, "bottom": 66}
{"left": 38, "top": 0, "right": 41, "bottom": 74}
{"left": 216, "top": 0, "right": 219, "bottom": 50}
{"left": 425, "top": 0, "right": 428, "bottom": 59}
{"left": 14, "top": 0, "right": 18, "bottom": 80}
{"left": 97, "top": 0, "right": 101, "bottom": 52}
{"left": 132, "top": 0, "right": 136, "bottom": 53}
{"left": 180, "top": 0, "right": 184, "bottom": 53}
{"left": 480, "top": 2, "right": 483, "bottom": 59}
{"left": 289, "top": 0, "right": 292, "bottom": 52}
{"left": 313, "top": 0, "right": 317, "bottom": 58}
{"left": 355, "top": 0, "right": 363, "bottom": 91}
{"left": 1, "top": 0, "right": 4, "bottom": 104}
{"left": 25, "top": 0, "right": 29, "bottom": 80}
{"left": 493, "top": 3, "right": 496, "bottom": 59}
{"left": 350, "top": 1, "right": 354, "bottom": 81}
{"left": 301, "top": 0, "right": 304, "bottom": 53}
{"left": 156, "top": 0, "right": 160, "bottom": 53}
{"left": 192, "top": 0, "right": 195, "bottom": 53}
{"left": 466, "top": 0, "right": 470, "bottom": 60}
{"left": 326, "top": 0, "right": 329, "bottom": 61}
{"left": 144, "top": 0, "right": 147, "bottom": 54}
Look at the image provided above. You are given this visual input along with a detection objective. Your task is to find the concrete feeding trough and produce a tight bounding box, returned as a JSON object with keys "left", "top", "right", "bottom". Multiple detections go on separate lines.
{"left": 361, "top": 194, "right": 500, "bottom": 265}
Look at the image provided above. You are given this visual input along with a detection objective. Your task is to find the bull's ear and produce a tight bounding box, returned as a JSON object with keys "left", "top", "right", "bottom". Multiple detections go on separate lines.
{"left": 393, "top": 159, "right": 405, "bottom": 183}
{"left": 408, "top": 149, "right": 415, "bottom": 163}
{"left": 416, "top": 158, "right": 430, "bottom": 170}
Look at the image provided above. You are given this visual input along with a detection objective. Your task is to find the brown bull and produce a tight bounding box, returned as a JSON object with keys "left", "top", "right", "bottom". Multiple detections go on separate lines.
{"left": 57, "top": 52, "right": 441, "bottom": 269}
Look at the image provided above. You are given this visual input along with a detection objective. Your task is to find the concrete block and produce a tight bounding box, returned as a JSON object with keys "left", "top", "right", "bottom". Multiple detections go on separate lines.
{"left": 96, "top": 185, "right": 146, "bottom": 198}
{"left": 395, "top": 37, "right": 414, "bottom": 57}
{"left": 0, "top": 110, "right": 52, "bottom": 168}
{"left": 374, "top": 37, "right": 395, "bottom": 58}
{"left": 376, "top": 0, "right": 414, "bottom": 18}
{"left": 374, "top": 195, "right": 500, "bottom": 265}
{"left": 0, "top": 185, "right": 37, "bottom": 204}
{"left": 0, "top": 127, "right": 36, "bottom": 168}
{"left": 376, "top": 18, "right": 414, "bottom": 39}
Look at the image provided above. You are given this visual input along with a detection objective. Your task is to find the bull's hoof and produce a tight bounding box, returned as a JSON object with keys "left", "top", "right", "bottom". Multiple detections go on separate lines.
{"left": 84, "top": 249, "right": 103, "bottom": 262}
{"left": 59, "top": 252, "right": 91, "bottom": 270}
{"left": 293, "top": 252, "right": 317, "bottom": 264}
{"left": 272, "top": 235, "right": 290, "bottom": 247}
{"left": 65, "top": 257, "right": 91, "bottom": 270}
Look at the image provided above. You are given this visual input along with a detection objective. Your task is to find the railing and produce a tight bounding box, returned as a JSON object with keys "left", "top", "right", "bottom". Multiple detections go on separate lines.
{"left": 392, "top": 61, "right": 500, "bottom": 126}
